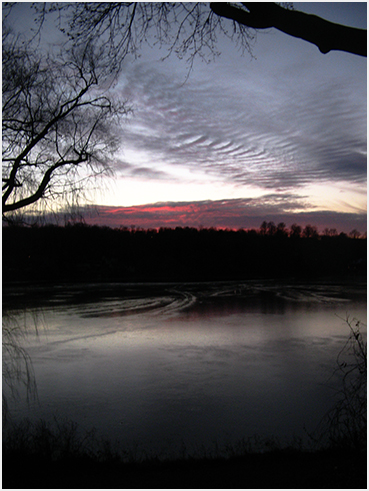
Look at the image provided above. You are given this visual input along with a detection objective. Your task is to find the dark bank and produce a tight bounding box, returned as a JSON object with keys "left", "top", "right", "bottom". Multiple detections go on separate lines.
{"left": 2, "top": 223, "right": 366, "bottom": 285}
{"left": 3, "top": 433, "right": 366, "bottom": 489}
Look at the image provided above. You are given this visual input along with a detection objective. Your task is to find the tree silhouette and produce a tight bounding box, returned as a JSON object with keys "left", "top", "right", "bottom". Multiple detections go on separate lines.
{"left": 33, "top": 2, "right": 255, "bottom": 77}
{"left": 3, "top": 224, "right": 366, "bottom": 283}
{"left": 210, "top": 3, "right": 366, "bottom": 57}
{"left": 302, "top": 224, "right": 318, "bottom": 238}
{"left": 290, "top": 223, "right": 302, "bottom": 238}
{"left": 260, "top": 221, "right": 268, "bottom": 235}
{"left": 349, "top": 229, "right": 361, "bottom": 239}
{"left": 2, "top": 26, "right": 129, "bottom": 218}
{"left": 266, "top": 221, "right": 277, "bottom": 236}
{"left": 323, "top": 228, "right": 338, "bottom": 237}
{"left": 38, "top": 2, "right": 366, "bottom": 76}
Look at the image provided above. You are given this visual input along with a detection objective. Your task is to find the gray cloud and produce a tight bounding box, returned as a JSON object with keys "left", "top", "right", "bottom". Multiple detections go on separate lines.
{"left": 116, "top": 46, "right": 366, "bottom": 192}
{"left": 131, "top": 166, "right": 169, "bottom": 179}
{"left": 113, "top": 157, "right": 172, "bottom": 180}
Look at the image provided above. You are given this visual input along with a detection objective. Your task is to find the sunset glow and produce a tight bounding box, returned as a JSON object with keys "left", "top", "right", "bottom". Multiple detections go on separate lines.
{"left": 83, "top": 198, "right": 366, "bottom": 233}
{"left": 6, "top": 3, "right": 367, "bottom": 233}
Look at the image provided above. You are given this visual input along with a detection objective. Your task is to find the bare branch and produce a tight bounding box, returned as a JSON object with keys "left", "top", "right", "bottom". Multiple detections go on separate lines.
{"left": 3, "top": 154, "right": 89, "bottom": 213}
{"left": 210, "top": 3, "right": 367, "bottom": 57}
{"left": 2, "top": 28, "right": 130, "bottom": 217}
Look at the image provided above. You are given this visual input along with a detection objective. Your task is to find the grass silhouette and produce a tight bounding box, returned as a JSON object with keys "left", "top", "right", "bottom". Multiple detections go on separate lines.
{"left": 310, "top": 315, "right": 366, "bottom": 453}
{"left": 3, "top": 417, "right": 366, "bottom": 488}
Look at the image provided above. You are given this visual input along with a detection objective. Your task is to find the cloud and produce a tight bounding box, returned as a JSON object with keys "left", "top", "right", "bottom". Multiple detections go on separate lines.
{"left": 131, "top": 166, "right": 169, "bottom": 179}
{"left": 112, "top": 157, "right": 172, "bottom": 180}
{"left": 114, "top": 52, "right": 366, "bottom": 194}
{"left": 83, "top": 197, "right": 367, "bottom": 233}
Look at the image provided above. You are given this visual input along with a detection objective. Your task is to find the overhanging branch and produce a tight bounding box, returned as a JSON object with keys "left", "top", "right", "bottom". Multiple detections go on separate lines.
{"left": 210, "top": 2, "right": 367, "bottom": 57}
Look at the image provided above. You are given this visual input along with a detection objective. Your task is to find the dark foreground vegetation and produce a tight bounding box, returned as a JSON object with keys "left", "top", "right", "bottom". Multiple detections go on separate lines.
{"left": 2, "top": 418, "right": 366, "bottom": 489}
{"left": 3, "top": 223, "right": 366, "bottom": 284}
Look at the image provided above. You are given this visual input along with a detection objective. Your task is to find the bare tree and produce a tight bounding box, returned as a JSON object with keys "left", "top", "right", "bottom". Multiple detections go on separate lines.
{"left": 3, "top": 310, "right": 39, "bottom": 422}
{"left": 266, "top": 221, "right": 277, "bottom": 236}
{"left": 290, "top": 223, "right": 301, "bottom": 238}
{"left": 2, "top": 27, "right": 129, "bottom": 219}
{"left": 34, "top": 2, "right": 257, "bottom": 77}
{"left": 35, "top": 1, "right": 366, "bottom": 78}
{"left": 276, "top": 222, "right": 287, "bottom": 237}
{"left": 302, "top": 224, "right": 318, "bottom": 238}
{"left": 314, "top": 316, "right": 367, "bottom": 451}
{"left": 323, "top": 228, "right": 338, "bottom": 237}
{"left": 349, "top": 229, "right": 361, "bottom": 239}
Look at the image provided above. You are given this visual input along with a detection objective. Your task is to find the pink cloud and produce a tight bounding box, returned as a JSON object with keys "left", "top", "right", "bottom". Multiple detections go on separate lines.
{"left": 82, "top": 199, "right": 367, "bottom": 234}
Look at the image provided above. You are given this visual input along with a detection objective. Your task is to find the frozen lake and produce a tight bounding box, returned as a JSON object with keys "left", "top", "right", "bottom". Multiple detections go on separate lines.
{"left": 3, "top": 279, "right": 366, "bottom": 458}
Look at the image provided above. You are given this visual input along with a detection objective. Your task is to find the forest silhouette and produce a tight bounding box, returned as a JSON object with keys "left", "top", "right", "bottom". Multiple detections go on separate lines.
{"left": 3, "top": 223, "right": 366, "bottom": 284}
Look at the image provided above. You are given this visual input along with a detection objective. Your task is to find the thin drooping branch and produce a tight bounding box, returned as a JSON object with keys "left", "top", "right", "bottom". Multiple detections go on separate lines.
{"left": 210, "top": 3, "right": 367, "bottom": 57}
{"left": 35, "top": 3, "right": 256, "bottom": 76}
{"left": 2, "top": 83, "right": 91, "bottom": 207}
{"left": 2, "top": 29, "right": 129, "bottom": 218}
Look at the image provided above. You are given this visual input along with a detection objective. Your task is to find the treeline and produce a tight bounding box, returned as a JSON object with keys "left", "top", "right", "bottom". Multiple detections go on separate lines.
{"left": 3, "top": 223, "right": 366, "bottom": 284}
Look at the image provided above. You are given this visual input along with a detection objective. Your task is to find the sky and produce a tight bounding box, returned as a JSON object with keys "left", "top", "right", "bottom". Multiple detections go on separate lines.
{"left": 5, "top": 2, "right": 368, "bottom": 233}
